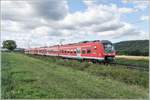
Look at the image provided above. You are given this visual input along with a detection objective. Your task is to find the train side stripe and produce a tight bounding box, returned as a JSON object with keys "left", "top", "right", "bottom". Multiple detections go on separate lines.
{"left": 60, "top": 55, "right": 104, "bottom": 60}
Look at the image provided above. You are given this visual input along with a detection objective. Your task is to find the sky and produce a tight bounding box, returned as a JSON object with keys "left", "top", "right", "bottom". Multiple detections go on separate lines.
{"left": 1, "top": 0, "right": 149, "bottom": 48}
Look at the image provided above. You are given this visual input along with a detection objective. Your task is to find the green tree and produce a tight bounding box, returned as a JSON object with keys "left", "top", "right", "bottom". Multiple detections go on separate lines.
{"left": 2, "top": 40, "right": 17, "bottom": 51}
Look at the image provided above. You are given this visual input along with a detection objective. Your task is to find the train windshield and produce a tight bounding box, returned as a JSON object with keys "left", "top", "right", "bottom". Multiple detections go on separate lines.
{"left": 103, "top": 43, "right": 114, "bottom": 53}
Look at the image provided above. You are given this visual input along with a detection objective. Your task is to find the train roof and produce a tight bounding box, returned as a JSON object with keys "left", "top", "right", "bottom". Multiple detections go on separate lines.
{"left": 100, "top": 40, "right": 112, "bottom": 44}
{"left": 59, "top": 40, "right": 111, "bottom": 47}
{"left": 26, "top": 40, "right": 112, "bottom": 50}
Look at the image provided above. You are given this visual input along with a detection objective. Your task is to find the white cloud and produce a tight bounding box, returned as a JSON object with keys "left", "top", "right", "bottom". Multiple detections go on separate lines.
{"left": 1, "top": 0, "right": 147, "bottom": 48}
{"left": 1, "top": 20, "right": 21, "bottom": 32}
{"left": 31, "top": 26, "right": 49, "bottom": 36}
{"left": 58, "top": 4, "right": 119, "bottom": 30}
{"left": 56, "top": 3, "right": 139, "bottom": 38}
{"left": 133, "top": 1, "right": 150, "bottom": 10}
{"left": 141, "top": 15, "right": 149, "bottom": 21}
{"left": 96, "top": 22, "right": 140, "bottom": 38}
{"left": 122, "top": 0, "right": 150, "bottom": 10}
{"left": 29, "top": 0, "right": 68, "bottom": 21}
{"left": 1, "top": 0, "right": 69, "bottom": 48}
{"left": 119, "top": 7, "right": 137, "bottom": 14}
{"left": 83, "top": 0, "right": 97, "bottom": 7}
{"left": 2, "top": 1, "right": 34, "bottom": 21}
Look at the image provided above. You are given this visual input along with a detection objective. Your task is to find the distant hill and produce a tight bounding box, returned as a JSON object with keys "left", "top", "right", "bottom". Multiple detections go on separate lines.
{"left": 114, "top": 40, "right": 149, "bottom": 56}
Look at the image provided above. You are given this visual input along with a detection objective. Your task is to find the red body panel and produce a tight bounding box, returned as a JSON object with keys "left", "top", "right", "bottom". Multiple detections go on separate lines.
{"left": 25, "top": 41, "right": 115, "bottom": 61}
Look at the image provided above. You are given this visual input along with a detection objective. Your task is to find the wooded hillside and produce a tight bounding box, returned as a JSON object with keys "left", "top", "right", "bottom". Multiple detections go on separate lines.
{"left": 114, "top": 40, "right": 149, "bottom": 56}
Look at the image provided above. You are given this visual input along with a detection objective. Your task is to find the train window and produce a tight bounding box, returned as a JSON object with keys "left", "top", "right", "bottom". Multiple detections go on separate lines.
{"left": 73, "top": 49, "right": 75, "bottom": 54}
{"left": 87, "top": 49, "right": 91, "bottom": 54}
{"left": 70, "top": 50, "right": 72, "bottom": 53}
{"left": 76, "top": 49, "right": 80, "bottom": 53}
{"left": 93, "top": 50, "right": 96, "bottom": 54}
{"left": 82, "top": 50, "right": 86, "bottom": 54}
{"left": 94, "top": 46, "right": 97, "bottom": 50}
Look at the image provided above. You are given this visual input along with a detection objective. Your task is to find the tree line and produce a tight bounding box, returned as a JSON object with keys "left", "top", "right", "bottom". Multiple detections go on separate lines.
{"left": 114, "top": 40, "right": 149, "bottom": 56}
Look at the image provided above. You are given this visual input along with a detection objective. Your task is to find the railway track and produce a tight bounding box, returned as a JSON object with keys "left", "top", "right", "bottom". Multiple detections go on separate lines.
{"left": 108, "top": 62, "right": 149, "bottom": 71}
{"left": 80, "top": 60, "right": 149, "bottom": 71}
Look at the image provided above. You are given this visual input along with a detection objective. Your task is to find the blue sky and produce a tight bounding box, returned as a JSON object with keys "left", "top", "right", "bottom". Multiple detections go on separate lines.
{"left": 68, "top": 0, "right": 87, "bottom": 12}
{"left": 1, "top": 0, "right": 149, "bottom": 48}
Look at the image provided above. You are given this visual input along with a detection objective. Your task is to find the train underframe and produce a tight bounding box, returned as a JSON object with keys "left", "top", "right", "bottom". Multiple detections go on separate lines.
{"left": 61, "top": 56, "right": 115, "bottom": 63}
{"left": 26, "top": 53, "right": 115, "bottom": 63}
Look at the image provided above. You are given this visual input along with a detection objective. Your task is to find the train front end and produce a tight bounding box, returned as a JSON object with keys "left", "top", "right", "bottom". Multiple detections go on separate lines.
{"left": 101, "top": 40, "right": 116, "bottom": 62}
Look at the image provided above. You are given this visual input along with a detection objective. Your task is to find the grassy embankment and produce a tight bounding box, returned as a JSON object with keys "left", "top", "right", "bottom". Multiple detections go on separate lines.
{"left": 2, "top": 52, "right": 149, "bottom": 99}
{"left": 28, "top": 54, "right": 149, "bottom": 88}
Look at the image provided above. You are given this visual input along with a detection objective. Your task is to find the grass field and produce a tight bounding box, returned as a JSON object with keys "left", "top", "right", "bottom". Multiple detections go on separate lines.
{"left": 115, "top": 56, "right": 149, "bottom": 69}
{"left": 28, "top": 54, "right": 149, "bottom": 88}
{"left": 1, "top": 52, "right": 149, "bottom": 99}
{"left": 116, "top": 55, "right": 149, "bottom": 60}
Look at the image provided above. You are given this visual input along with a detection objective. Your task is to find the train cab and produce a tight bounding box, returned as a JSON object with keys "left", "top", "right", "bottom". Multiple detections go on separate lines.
{"left": 101, "top": 40, "right": 115, "bottom": 61}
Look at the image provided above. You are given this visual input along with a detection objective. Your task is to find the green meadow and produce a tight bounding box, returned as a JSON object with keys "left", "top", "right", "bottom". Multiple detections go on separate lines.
{"left": 1, "top": 52, "right": 149, "bottom": 99}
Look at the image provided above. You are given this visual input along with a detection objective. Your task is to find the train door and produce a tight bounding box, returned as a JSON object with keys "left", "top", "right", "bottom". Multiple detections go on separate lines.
{"left": 76, "top": 48, "right": 81, "bottom": 58}
{"left": 94, "top": 45, "right": 98, "bottom": 57}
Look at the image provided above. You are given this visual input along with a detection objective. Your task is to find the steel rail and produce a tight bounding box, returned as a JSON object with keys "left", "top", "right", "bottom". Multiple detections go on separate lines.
{"left": 108, "top": 62, "right": 149, "bottom": 71}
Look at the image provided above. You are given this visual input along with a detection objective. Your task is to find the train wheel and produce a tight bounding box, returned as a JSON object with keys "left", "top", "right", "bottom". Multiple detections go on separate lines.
{"left": 87, "top": 59, "right": 92, "bottom": 64}
{"left": 95, "top": 60, "right": 98, "bottom": 64}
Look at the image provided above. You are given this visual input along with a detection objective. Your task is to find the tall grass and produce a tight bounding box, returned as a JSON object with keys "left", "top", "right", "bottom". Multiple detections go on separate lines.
{"left": 2, "top": 52, "right": 149, "bottom": 99}
{"left": 27, "top": 54, "right": 149, "bottom": 88}
{"left": 115, "top": 58, "right": 149, "bottom": 68}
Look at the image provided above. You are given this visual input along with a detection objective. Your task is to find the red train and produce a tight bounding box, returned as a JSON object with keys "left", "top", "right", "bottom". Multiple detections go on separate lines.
{"left": 25, "top": 40, "right": 116, "bottom": 62}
